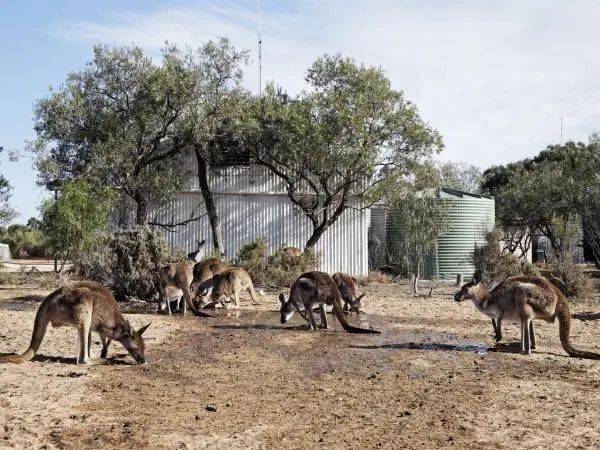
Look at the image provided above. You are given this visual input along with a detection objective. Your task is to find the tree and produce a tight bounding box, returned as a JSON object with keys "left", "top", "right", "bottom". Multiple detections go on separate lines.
{"left": 385, "top": 164, "right": 450, "bottom": 294}
{"left": 0, "top": 146, "right": 16, "bottom": 225}
{"left": 182, "top": 38, "right": 250, "bottom": 254}
{"left": 247, "top": 55, "right": 443, "bottom": 250}
{"left": 41, "top": 180, "right": 114, "bottom": 270}
{"left": 481, "top": 141, "right": 600, "bottom": 260}
{"left": 436, "top": 161, "right": 482, "bottom": 193}
{"left": 32, "top": 45, "right": 196, "bottom": 225}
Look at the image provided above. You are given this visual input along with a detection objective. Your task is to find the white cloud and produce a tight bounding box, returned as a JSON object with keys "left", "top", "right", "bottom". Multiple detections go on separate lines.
{"left": 48, "top": 0, "right": 600, "bottom": 167}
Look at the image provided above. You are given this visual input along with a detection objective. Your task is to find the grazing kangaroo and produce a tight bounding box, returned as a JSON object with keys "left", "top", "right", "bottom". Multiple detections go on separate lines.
{"left": 157, "top": 240, "right": 211, "bottom": 317}
{"left": 455, "top": 275, "right": 600, "bottom": 359}
{"left": 202, "top": 268, "right": 260, "bottom": 308}
{"left": 279, "top": 271, "right": 380, "bottom": 334}
{"left": 192, "top": 257, "right": 229, "bottom": 305}
{"left": 0, "top": 281, "right": 150, "bottom": 365}
{"left": 332, "top": 272, "right": 365, "bottom": 313}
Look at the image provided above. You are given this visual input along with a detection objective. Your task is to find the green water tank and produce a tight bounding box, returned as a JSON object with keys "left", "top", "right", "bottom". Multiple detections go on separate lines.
{"left": 436, "top": 188, "right": 495, "bottom": 281}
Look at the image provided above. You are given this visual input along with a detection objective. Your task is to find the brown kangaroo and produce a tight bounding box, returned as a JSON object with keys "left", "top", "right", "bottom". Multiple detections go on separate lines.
{"left": 0, "top": 281, "right": 150, "bottom": 365}
{"left": 192, "top": 257, "right": 229, "bottom": 305}
{"left": 455, "top": 275, "right": 600, "bottom": 359}
{"left": 201, "top": 268, "right": 260, "bottom": 308}
{"left": 332, "top": 272, "right": 365, "bottom": 313}
{"left": 279, "top": 271, "right": 379, "bottom": 334}
{"left": 157, "top": 240, "right": 211, "bottom": 317}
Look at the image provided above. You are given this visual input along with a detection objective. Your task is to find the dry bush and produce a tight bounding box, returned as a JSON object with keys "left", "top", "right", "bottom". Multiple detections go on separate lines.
{"left": 547, "top": 257, "right": 592, "bottom": 298}
{"left": 0, "top": 270, "right": 64, "bottom": 290}
{"left": 365, "top": 271, "right": 392, "bottom": 284}
{"left": 73, "top": 226, "right": 180, "bottom": 301}
{"left": 473, "top": 229, "right": 539, "bottom": 283}
{"left": 236, "top": 239, "right": 318, "bottom": 287}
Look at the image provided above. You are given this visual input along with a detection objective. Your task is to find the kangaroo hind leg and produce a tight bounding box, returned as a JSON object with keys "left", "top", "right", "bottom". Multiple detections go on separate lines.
{"left": 77, "top": 312, "right": 92, "bottom": 365}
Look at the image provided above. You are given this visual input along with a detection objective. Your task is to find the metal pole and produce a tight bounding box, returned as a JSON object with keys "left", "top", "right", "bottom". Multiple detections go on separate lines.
{"left": 258, "top": 0, "right": 262, "bottom": 98}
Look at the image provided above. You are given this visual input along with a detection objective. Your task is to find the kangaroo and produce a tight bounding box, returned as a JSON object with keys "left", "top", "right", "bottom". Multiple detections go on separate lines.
{"left": 281, "top": 247, "right": 302, "bottom": 270}
{"left": 455, "top": 275, "right": 600, "bottom": 359}
{"left": 0, "top": 281, "right": 150, "bottom": 365}
{"left": 157, "top": 240, "right": 211, "bottom": 317}
{"left": 192, "top": 257, "right": 229, "bottom": 305}
{"left": 332, "top": 272, "right": 365, "bottom": 313}
{"left": 282, "top": 247, "right": 302, "bottom": 258}
{"left": 279, "top": 271, "right": 380, "bottom": 334}
{"left": 202, "top": 268, "right": 260, "bottom": 308}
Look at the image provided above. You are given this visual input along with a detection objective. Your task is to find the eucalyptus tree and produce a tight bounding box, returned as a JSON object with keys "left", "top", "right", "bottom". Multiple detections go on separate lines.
{"left": 32, "top": 45, "right": 196, "bottom": 225}
{"left": 182, "top": 37, "right": 250, "bottom": 254}
{"left": 247, "top": 55, "right": 444, "bottom": 250}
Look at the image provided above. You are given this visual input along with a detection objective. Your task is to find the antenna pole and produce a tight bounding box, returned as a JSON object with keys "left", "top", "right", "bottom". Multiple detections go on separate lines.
{"left": 560, "top": 117, "right": 564, "bottom": 144}
{"left": 258, "top": 0, "right": 262, "bottom": 98}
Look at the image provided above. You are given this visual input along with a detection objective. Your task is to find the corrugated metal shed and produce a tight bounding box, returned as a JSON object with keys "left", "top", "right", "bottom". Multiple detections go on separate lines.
{"left": 149, "top": 160, "right": 370, "bottom": 275}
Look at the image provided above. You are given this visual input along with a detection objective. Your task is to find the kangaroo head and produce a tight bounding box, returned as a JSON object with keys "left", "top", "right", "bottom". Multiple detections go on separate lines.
{"left": 187, "top": 240, "right": 206, "bottom": 263}
{"left": 454, "top": 281, "right": 486, "bottom": 302}
{"left": 118, "top": 321, "right": 150, "bottom": 364}
{"left": 210, "top": 274, "right": 229, "bottom": 303}
{"left": 349, "top": 292, "right": 365, "bottom": 313}
{"left": 279, "top": 293, "right": 295, "bottom": 324}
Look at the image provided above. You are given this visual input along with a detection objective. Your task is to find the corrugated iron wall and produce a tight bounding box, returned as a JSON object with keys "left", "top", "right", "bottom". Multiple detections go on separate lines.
{"left": 151, "top": 191, "right": 369, "bottom": 275}
{"left": 148, "top": 159, "right": 369, "bottom": 275}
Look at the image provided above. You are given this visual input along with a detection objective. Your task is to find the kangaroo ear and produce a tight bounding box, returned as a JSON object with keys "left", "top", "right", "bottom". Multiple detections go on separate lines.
{"left": 137, "top": 322, "right": 151, "bottom": 336}
{"left": 473, "top": 270, "right": 482, "bottom": 283}
{"left": 278, "top": 293, "right": 286, "bottom": 304}
{"left": 227, "top": 271, "right": 235, "bottom": 284}
{"left": 356, "top": 293, "right": 365, "bottom": 302}
{"left": 351, "top": 277, "right": 358, "bottom": 284}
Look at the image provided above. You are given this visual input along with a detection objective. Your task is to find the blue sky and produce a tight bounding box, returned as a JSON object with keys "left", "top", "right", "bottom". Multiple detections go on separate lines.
{"left": 1, "top": 0, "right": 600, "bottom": 223}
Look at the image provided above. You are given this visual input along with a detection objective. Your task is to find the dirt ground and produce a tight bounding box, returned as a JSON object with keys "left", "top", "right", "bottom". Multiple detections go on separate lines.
{"left": 1, "top": 278, "right": 600, "bottom": 449}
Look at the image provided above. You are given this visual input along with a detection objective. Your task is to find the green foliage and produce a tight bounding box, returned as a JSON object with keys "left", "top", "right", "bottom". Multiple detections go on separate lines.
{"left": 236, "top": 239, "right": 318, "bottom": 287}
{"left": 387, "top": 196, "right": 450, "bottom": 279}
{"left": 481, "top": 141, "right": 600, "bottom": 260}
{"left": 436, "top": 161, "right": 482, "bottom": 193}
{"left": 385, "top": 163, "right": 450, "bottom": 290}
{"left": 0, "top": 224, "right": 50, "bottom": 258}
{"left": 472, "top": 229, "right": 539, "bottom": 283}
{"left": 41, "top": 180, "right": 114, "bottom": 263}
{"left": 246, "top": 54, "right": 443, "bottom": 249}
{"left": 236, "top": 238, "right": 269, "bottom": 279}
{"left": 0, "top": 146, "right": 16, "bottom": 225}
{"left": 31, "top": 45, "right": 194, "bottom": 224}
{"left": 73, "top": 226, "right": 175, "bottom": 301}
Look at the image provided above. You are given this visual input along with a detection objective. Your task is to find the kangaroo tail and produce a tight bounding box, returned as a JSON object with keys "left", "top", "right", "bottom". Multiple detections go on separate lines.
{"left": 248, "top": 283, "right": 261, "bottom": 305}
{"left": 332, "top": 295, "right": 380, "bottom": 334}
{"left": 556, "top": 299, "right": 600, "bottom": 360}
{"left": 0, "top": 293, "right": 53, "bottom": 364}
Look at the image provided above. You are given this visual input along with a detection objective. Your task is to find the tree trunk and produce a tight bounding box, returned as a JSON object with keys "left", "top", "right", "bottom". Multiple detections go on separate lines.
{"left": 304, "top": 223, "right": 328, "bottom": 251}
{"left": 194, "top": 146, "right": 225, "bottom": 255}
{"left": 412, "top": 258, "right": 420, "bottom": 295}
{"left": 135, "top": 195, "right": 149, "bottom": 226}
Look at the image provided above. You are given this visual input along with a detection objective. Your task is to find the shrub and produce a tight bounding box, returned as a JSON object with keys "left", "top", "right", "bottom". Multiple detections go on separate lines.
{"left": 266, "top": 247, "right": 318, "bottom": 287}
{"left": 547, "top": 257, "right": 591, "bottom": 298}
{"left": 73, "top": 226, "right": 177, "bottom": 301}
{"left": 0, "top": 224, "right": 50, "bottom": 258}
{"left": 236, "top": 239, "right": 318, "bottom": 287}
{"left": 365, "top": 270, "right": 392, "bottom": 284}
{"left": 473, "top": 228, "right": 539, "bottom": 282}
{"left": 236, "top": 238, "right": 269, "bottom": 282}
